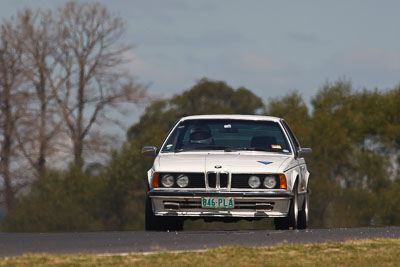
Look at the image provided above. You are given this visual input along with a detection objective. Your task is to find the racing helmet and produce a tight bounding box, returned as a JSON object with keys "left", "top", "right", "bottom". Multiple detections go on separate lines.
{"left": 189, "top": 125, "right": 213, "bottom": 145}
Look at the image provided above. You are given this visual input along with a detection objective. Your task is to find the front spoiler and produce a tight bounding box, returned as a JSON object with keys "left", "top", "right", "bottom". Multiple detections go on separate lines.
{"left": 148, "top": 189, "right": 294, "bottom": 218}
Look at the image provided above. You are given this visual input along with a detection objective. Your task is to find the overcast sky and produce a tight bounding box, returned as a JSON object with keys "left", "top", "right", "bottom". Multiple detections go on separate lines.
{"left": 2, "top": 0, "right": 400, "bottom": 111}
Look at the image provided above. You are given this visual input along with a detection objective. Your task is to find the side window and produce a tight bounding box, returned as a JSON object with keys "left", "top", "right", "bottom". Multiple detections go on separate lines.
{"left": 161, "top": 122, "right": 188, "bottom": 152}
{"left": 281, "top": 120, "right": 300, "bottom": 153}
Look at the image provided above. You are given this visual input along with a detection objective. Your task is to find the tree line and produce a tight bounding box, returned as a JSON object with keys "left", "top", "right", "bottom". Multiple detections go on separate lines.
{"left": 1, "top": 77, "right": 400, "bottom": 231}
{"left": 1, "top": 2, "right": 400, "bottom": 231}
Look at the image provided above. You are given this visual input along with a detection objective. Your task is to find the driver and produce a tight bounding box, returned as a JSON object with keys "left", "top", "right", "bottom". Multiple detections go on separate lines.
{"left": 189, "top": 125, "right": 214, "bottom": 145}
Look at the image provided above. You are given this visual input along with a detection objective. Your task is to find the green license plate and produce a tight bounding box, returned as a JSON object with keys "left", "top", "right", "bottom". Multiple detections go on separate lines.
{"left": 201, "top": 197, "right": 234, "bottom": 209}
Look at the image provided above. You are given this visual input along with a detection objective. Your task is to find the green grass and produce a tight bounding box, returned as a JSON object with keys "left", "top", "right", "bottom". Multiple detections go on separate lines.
{"left": 1, "top": 238, "right": 400, "bottom": 266}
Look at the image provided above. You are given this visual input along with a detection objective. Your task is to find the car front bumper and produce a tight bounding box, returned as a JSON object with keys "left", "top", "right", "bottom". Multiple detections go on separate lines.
{"left": 148, "top": 190, "right": 294, "bottom": 218}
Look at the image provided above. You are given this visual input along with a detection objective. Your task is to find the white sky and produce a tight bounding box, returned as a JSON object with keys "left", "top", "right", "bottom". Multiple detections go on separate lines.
{"left": 2, "top": 0, "right": 400, "bottom": 117}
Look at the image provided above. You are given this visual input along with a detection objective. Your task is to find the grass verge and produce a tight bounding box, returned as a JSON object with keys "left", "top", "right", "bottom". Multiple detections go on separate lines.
{"left": 1, "top": 238, "right": 399, "bottom": 266}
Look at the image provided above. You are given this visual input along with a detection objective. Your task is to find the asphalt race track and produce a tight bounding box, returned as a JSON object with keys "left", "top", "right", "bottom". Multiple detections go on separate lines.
{"left": 1, "top": 227, "right": 400, "bottom": 256}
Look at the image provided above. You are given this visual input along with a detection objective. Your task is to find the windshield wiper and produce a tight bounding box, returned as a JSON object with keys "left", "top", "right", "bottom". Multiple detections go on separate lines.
{"left": 174, "top": 148, "right": 194, "bottom": 153}
{"left": 174, "top": 146, "right": 229, "bottom": 153}
{"left": 193, "top": 145, "right": 234, "bottom": 151}
{"left": 176, "top": 146, "right": 252, "bottom": 152}
{"left": 235, "top": 147, "right": 273, "bottom": 152}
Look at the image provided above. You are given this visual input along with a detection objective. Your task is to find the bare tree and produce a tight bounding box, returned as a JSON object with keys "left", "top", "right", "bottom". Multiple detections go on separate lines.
{"left": 8, "top": 9, "right": 63, "bottom": 177}
{"left": 0, "top": 23, "right": 27, "bottom": 211}
{"left": 53, "top": 1, "right": 147, "bottom": 166}
{"left": 0, "top": 1, "right": 148, "bottom": 210}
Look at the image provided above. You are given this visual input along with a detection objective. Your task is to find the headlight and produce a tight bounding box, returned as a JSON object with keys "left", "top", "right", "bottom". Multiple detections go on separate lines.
{"left": 176, "top": 174, "right": 189, "bottom": 188}
{"left": 263, "top": 175, "right": 277, "bottom": 189}
{"left": 161, "top": 174, "right": 174, "bottom": 187}
{"left": 248, "top": 175, "right": 261, "bottom": 188}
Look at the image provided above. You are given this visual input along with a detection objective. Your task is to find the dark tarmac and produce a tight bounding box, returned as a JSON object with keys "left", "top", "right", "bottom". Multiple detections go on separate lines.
{"left": 1, "top": 227, "right": 400, "bottom": 256}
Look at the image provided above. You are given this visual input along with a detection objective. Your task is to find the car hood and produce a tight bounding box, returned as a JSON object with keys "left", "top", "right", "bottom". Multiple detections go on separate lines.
{"left": 156, "top": 152, "right": 292, "bottom": 174}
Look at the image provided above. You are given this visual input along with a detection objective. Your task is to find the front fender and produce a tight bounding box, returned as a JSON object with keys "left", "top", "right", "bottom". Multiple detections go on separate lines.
{"left": 147, "top": 169, "right": 153, "bottom": 188}
{"left": 287, "top": 168, "right": 299, "bottom": 191}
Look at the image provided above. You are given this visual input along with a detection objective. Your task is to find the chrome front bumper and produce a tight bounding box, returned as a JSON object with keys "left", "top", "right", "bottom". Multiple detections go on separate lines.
{"left": 148, "top": 190, "right": 294, "bottom": 218}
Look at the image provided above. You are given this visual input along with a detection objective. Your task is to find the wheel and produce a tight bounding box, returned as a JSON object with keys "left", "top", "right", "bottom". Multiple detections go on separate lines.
{"left": 145, "top": 196, "right": 159, "bottom": 231}
{"left": 274, "top": 181, "right": 299, "bottom": 230}
{"left": 286, "top": 181, "right": 299, "bottom": 229}
{"left": 297, "top": 189, "right": 309, "bottom": 230}
{"left": 145, "top": 197, "right": 184, "bottom": 231}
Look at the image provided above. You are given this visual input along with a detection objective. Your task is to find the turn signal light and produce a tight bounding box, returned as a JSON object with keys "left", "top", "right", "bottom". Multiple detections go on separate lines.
{"left": 152, "top": 173, "right": 159, "bottom": 188}
{"left": 279, "top": 174, "right": 287, "bottom": 189}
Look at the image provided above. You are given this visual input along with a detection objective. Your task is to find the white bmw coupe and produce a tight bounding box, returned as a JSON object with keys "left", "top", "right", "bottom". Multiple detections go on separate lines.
{"left": 142, "top": 115, "right": 311, "bottom": 231}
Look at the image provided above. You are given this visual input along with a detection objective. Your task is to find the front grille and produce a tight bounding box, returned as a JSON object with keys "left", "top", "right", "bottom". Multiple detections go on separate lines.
{"left": 156, "top": 172, "right": 280, "bottom": 189}
{"left": 220, "top": 173, "right": 228, "bottom": 188}
{"left": 231, "top": 174, "right": 250, "bottom": 188}
{"left": 207, "top": 173, "right": 217, "bottom": 188}
{"left": 187, "top": 173, "right": 206, "bottom": 188}
{"left": 207, "top": 172, "right": 228, "bottom": 188}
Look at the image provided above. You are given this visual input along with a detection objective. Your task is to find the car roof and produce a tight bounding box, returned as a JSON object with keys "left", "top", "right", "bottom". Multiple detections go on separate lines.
{"left": 180, "top": 114, "right": 282, "bottom": 122}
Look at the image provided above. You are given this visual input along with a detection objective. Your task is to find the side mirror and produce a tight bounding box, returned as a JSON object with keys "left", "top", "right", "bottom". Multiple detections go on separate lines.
{"left": 298, "top": 148, "right": 312, "bottom": 158}
{"left": 142, "top": 146, "right": 158, "bottom": 156}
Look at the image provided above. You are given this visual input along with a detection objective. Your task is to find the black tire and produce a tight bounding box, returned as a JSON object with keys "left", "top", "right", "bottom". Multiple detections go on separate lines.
{"left": 274, "top": 217, "right": 287, "bottom": 230}
{"left": 274, "top": 181, "right": 299, "bottom": 230}
{"left": 145, "top": 197, "right": 184, "bottom": 231}
{"left": 297, "top": 189, "right": 309, "bottom": 230}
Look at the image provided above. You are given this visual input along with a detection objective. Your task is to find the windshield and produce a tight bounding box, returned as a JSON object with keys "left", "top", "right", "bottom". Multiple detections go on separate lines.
{"left": 161, "top": 119, "right": 291, "bottom": 154}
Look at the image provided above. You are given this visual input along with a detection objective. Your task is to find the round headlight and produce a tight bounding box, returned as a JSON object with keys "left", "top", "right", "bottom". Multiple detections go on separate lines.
{"left": 176, "top": 174, "right": 189, "bottom": 188}
{"left": 248, "top": 175, "right": 261, "bottom": 188}
{"left": 263, "top": 175, "right": 277, "bottom": 189}
{"left": 161, "top": 174, "right": 174, "bottom": 187}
